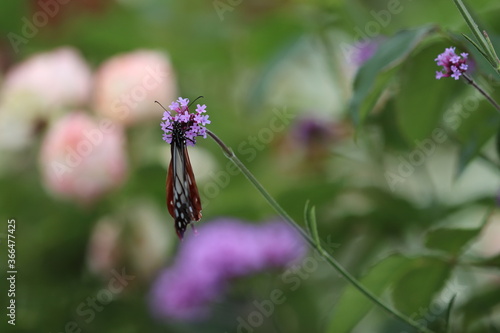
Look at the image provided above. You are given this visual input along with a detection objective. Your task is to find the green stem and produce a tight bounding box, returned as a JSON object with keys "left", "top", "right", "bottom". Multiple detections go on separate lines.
{"left": 462, "top": 74, "right": 500, "bottom": 113}
{"left": 207, "top": 130, "right": 436, "bottom": 333}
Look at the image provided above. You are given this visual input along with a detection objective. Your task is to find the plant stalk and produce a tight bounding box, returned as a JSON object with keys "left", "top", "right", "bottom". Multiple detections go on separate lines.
{"left": 462, "top": 74, "right": 500, "bottom": 113}
{"left": 207, "top": 129, "right": 436, "bottom": 333}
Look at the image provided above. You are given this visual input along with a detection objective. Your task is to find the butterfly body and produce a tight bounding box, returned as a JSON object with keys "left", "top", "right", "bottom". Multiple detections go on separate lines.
{"left": 166, "top": 121, "right": 202, "bottom": 239}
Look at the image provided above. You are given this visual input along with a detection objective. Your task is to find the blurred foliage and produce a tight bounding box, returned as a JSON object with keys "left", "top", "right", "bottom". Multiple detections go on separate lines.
{"left": 0, "top": 0, "right": 500, "bottom": 333}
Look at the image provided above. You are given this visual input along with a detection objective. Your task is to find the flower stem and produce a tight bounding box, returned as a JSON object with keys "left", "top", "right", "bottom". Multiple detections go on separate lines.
{"left": 207, "top": 130, "right": 436, "bottom": 333}
{"left": 462, "top": 74, "right": 500, "bottom": 113}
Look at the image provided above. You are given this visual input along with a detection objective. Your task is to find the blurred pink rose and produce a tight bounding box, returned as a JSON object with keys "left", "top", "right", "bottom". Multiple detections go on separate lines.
{"left": 92, "top": 50, "right": 177, "bottom": 125}
{"left": 0, "top": 47, "right": 93, "bottom": 151}
{"left": 0, "top": 47, "right": 92, "bottom": 114}
{"left": 86, "top": 200, "right": 173, "bottom": 281}
{"left": 39, "top": 112, "right": 127, "bottom": 204}
{"left": 86, "top": 216, "right": 123, "bottom": 277}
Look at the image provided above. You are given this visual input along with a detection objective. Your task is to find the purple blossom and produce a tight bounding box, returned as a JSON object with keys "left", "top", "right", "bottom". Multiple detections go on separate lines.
{"left": 161, "top": 111, "right": 171, "bottom": 121}
{"left": 178, "top": 111, "right": 190, "bottom": 123}
{"left": 160, "top": 97, "right": 210, "bottom": 146}
{"left": 292, "top": 116, "right": 338, "bottom": 147}
{"left": 149, "top": 218, "right": 306, "bottom": 321}
{"left": 196, "top": 104, "right": 207, "bottom": 113}
{"left": 435, "top": 47, "right": 469, "bottom": 80}
{"left": 194, "top": 113, "right": 211, "bottom": 126}
{"left": 351, "top": 37, "right": 386, "bottom": 67}
{"left": 178, "top": 97, "right": 189, "bottom": 107}
{"left": 160, "top": 121, "right": 170, "bottom": 132}
{"left": 162, "top": 133, "right": 172, "bottom": 144}
{"left": 168, "top": 101, "right": 179, "bottom": 111}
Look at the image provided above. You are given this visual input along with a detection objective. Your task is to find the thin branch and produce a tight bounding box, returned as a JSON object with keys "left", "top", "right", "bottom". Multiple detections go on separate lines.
{"left": 462, "top": 74, "right": 500, "bottom": 113}
{"left": 207, "top": 129, "right": 436, "bottom": 333}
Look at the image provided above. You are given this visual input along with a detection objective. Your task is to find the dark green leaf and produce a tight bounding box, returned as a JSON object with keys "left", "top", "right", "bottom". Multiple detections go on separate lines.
{"left": 445, "top": 295, "right": 457, "bottom": 333}
{"left": 426, "top": 228, "right": 480, "bottom": 255}
{"left": 327, "top": 255, "right": 413, "bottom": 333}
{"left": 496, "top": 129, "right": 500, "bottom": 161}
{"left": 453, "top": 0, "right": 499, "bottom": 68}
{"left": 391, "top": 256, "right": 452, "bottom": 316}
{"left": 460, "top": 287, "right": 500, "bottom": 330}
{"left": 453, "top": 93, "right": 500, "bottom": 175}
{"left": 350, "top": 26, "right": 436, "bottom": 128}
{"left": 470, "top": 253, "right": 500, "bottom": 268}
{"left": 424, "top": 207, "right": 489, "bottom": 255}
{"left": 395, "top": 41, "right": 466, "bottom": 142}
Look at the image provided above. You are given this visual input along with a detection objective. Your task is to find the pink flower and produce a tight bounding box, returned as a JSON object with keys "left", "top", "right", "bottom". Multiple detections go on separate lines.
{"left": 87, "top": 200, "right": 174, "bottom": 280}
{"left": 435, "top": 47, "right": 469, "bottom": 80}
{"left": 86, "top": 216, "right": 123, "bottom": 277}
{"left": 39, "top": 112, "right": 127, "bottom": 204}
{"left": 160, "top": 96, "right": 210, "bottom": 146}
{"left": 0, "top": 47, "right": 92, "bottom": 150}
{"left": 0, "top": 47, "right": 92, "bottom": 113}
{"left": 149, "top": 219, "right": 305, "bottom": 321}
{"left": 92, "top": 50, "right": 177, "bottom": 126}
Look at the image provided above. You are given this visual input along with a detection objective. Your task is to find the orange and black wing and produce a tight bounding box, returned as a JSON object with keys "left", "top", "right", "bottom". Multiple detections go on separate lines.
{"left": 166, "top": 140, "right": 202, "bottom": 239}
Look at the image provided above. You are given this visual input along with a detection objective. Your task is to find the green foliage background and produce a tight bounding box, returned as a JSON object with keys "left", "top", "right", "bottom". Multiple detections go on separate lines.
{"left": 0, "top": 0, "right": 500, "bottom": 332}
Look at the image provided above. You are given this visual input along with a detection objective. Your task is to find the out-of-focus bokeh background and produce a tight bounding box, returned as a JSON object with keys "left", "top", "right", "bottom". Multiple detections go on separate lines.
{"left": 1, "top": 0, "right": 500, "bottom": 332}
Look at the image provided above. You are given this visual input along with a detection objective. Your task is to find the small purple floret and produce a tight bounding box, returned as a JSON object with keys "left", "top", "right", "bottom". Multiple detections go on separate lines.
{"left": 435, "top": 47, "right": 469, "bottom": 80}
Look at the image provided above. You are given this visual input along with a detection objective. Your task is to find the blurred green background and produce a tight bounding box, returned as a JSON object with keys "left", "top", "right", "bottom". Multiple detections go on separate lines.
{"left": 1, "top": 0, "right": 500, "bottom": 332}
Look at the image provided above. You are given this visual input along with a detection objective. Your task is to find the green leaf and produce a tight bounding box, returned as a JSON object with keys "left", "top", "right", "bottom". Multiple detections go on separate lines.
{"left": 453, "top": 0, "right": 500, "bottom": 69}
{"left": 469, "top": 253, "right": 500, "bottom": 268}
{"left": 303, "top": 201, "right": 320, "bottom": 246}
{"left": 445, "top": 295, "right": 457, "bottom": 333}
{"left": 420, "top": 294, "right": 457, "bottom": 333}
{"left": 463, "top": 33, "right": 489, "bottom": 61}
{"left": 425, "top": 229, "right": 481, "bottom": 255}
{"left": 453, "top": 92, "right": 500, "bottom": 175}
{"left": 395, "top": 41, "right": 466, "bottom": 142}
{"left": 326, "top": 255, "right": 413, "bottom": 333}
{"left": 304, "top": 200, "right": 312, "bottom": 233}
{"left": 424, "top": 208, "right": 489, "bottom": 255}
{"left": 495, "top": 127, "right": 500, "bottom": 162}
{"left": 391, "top": 256, "right": 452, "bottom": 316}
{"left": 349, "top": 26, "right": 435, "bottom": 129}
{"left": 350, "top": 66, "right": 398, "bottom": 127}
{"left": 460, "top": 287, "right": 500, "bottom": 330}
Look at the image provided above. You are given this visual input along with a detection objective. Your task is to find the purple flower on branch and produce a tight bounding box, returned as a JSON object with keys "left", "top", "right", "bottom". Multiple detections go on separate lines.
{"left": 435, "top": 47, "right": 469, "bottom": 80}
{"left": 160, "top": 96, "right": 210, "bottom": 146}
{"left": 149, "top": 219, "right": 306, "bottom": 321}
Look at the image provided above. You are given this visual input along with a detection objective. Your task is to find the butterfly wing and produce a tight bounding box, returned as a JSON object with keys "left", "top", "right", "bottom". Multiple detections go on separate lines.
{"left": 183, "top": 146, "right": 202, "bottom": 221}
{"left": 167, "top": 137, "right": 202, "bottom": 239}
{"left": 166, "top": 158, "right": 174, "bottom": 218}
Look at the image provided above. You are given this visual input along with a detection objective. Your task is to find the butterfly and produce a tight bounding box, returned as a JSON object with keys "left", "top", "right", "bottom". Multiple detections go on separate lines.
{"left": 166, "top": 121, "right": 202, "bottom": 239}
{"left": 158, "top": 97, "right": 209, "bottom": 239}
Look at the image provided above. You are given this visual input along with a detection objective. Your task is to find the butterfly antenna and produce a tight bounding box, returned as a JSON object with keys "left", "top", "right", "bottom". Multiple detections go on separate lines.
{"left": 188, "top": 96, "right": 204, "bottom": 108}
{"left": 155, "top": 100, "right": 169, "bottom": 112}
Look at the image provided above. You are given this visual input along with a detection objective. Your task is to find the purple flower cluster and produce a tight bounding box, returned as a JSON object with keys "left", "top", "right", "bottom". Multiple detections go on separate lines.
{"left": 160, "top": 97, "right": 211, "bottom": 146}
{"left": 149, "top": 218, "right": 306, "bottom": 321}
{"left": 435, "top": 47, "right": 469, "bottom": 80}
